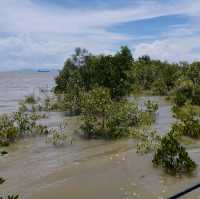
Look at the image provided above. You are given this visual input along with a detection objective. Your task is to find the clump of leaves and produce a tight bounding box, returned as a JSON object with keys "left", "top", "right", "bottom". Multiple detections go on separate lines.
{"left": 105, "top": 100, "right": 140, "bottom": 139}
{"left": 8, "top": 195, "right": 19, "bottom": 199}
{"left": 173, "top": 104, "right": 200, "bottom": 138}
{"left": 80, "top": 87, "right": 155, "bottom": 140}
{"left": 153, "top": 131, "right": 196, "bottom": 175}
{"left": 0, "top": 114, "right": 18, "bottom": 145}
{"left": 152, "top": 79, "right": 168, "bottom": 95}
{"left": 18, "top": 102, "right": 28, "bottom": 113}
{"left": 173, "top": 79, "right": 200, "bottom": 108}
{"left": 47, "top": 130, "right": 70, "bottom": 146}
{"left": 0, "top": 177, "right": 5, "bottom": 184}
{"left": 24, "top": 95, "right": 36, "bottom": 104}
{"left": 29, "top": 112, "right": 47, "bottom": 121}
{"left": 0, "top": 195, "right": 19, "bottom": 199}
{"left": 80, "top": 87, "right": 112, "bottom": 138}
{"left": 0, "top": 111, "right": 49, "bottom": 146}
{"left": 0, "top": 151, "right": 8, "bottom": 156}
{"left": 13, "top": 112, "right": 36, "bottom": 135}
{"left": 135, "top": 129, "right": 161, "bottom": 154}
{"left": 139, "top": 100, "right": 159, "bottom": 125}
{"left": 34, "top": 124, "right": 49, "bottom": 136}
{"left": 145, "top": 100, "right": 158, "bottom": 113}
{"left": 46, "top": 122, "right": 72, "bottom": 146}
{"left": 61, "top": 88, "right": 83, "bottom": 115}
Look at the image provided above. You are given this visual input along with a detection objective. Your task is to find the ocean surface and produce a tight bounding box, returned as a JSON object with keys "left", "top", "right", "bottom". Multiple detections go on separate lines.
{"left": 0, "top": 71, "right": 199, "bottom": 199}
{"left": 0, "top": 71, "right": 58, "bottom": 114}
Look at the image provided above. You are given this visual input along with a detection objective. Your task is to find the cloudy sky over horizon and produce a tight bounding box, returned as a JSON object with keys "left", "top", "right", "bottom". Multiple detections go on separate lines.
{"left": 0, "top": 0, "right": 200, "bottom": 71}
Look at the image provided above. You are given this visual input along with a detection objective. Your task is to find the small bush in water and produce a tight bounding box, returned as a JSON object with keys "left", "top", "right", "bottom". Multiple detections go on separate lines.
{"left": 46, "top": 123, "right": 72, "bottom": 146}
{"left": 0, "top": 151, "right": 8, "bottom": 156}
{"left": 47, "top": 130, "right": 70, "bottom": 146}
{"left": 13, "top": 112, "right": 36, "bottom": 134}
{"left": 153, "top": 131, "right": 196, "bottom": 174}
{"left": 0, "top": 115, "right": 18, "bottom": 145}
{"left": 105, "top": 100, "right": 140, "bottom": 139}
{"left": 0, "top": 112, "right": 49, "bottom": 146}
{"left": 0, "top": 195, "right": 19, "bottom": 199}
{"left": 18, "top": 102, "right": 28, "bottom": 113}
{"left": 145, "top": 100, "right": 158, "bottom": 113}
{"left": 135, "top": 129, "right": 161, "bottom": 154}
{"left": 80, "top": 87, "right": 112, "bottom": 138}
{"left": 172, "top": 104, "right": 200, "bottom": 138}
{"left": 0, "top": 177, "right": 5, "bottom": 184}
{"left": 24, "top": 95, "right": 36, "bottom": 104}
{"left": 80, "top": 87, "right": 155, "bottom": 139}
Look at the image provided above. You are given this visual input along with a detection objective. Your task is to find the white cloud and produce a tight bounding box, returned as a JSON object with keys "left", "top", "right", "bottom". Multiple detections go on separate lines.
{"left": 0, "top": 0, "right": 200, "bottom": 70}
{"left": 134, "top": 36, "right": 200, "bottom": 62}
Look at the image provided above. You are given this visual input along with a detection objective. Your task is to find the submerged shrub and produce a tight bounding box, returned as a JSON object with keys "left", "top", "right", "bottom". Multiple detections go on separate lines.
{"left": 47, "top": 130, "right": 70, "bottom": 146}
{"left": 136, "top": 129, "right": 161, "bottom": 154}
{"left": 80, "top": 87, "right": 112, "bottom": 138}
{"left": 152, "top": 79, "right": 168, "bottom": 95}
{"left": 145, "top": 100, "right": 158, "bottom": 113}
{"left": 0, "top": 110, "right": 49, "bottom": 146}
{"left": 13, "top": 112, "right": 36, "bottom": 134}
{"left": 153, "top": 131, "right": 196, "bottom": 174}
{"left": 173, "top": 79, "right": 200, "bottom": 108}
{"left": 80, "top": 87, "right": 138, "bottom": 139}
{"left": 0, "top": 195, "right": 19, "bottom": 199}
{"left": 33, "top": 124, "right": 49, "bottom": 136}
{"left": 80, "top": 87, "right": 154, "bottom": 139}
{"left": 105, "top": 100, "right": 140, "bottom": 139}
{"left": 0, "top": 151, "right": 8, "bottom": 156}
{"left": 173, "top": 80, "right": 194, "bottom": 107}
{"left": 0, "top": 177, "right": 5, "bottom": 184}
{"left": 24, "top": 95, "right": 36, "bottom": 104}
{"left": 62, "top": 89, "right": 83, "bottom": 115}
{"left": 18, "top": 102, "right": 28, "bottom": 113}
{"left": 173, "top": 105, "right": 200, "bottom": 138}
{"left": 0, "top": 115, "right": 18, "bottom": 145}
{"left": 46, "top": 122, "right": 72, "bottom": 146}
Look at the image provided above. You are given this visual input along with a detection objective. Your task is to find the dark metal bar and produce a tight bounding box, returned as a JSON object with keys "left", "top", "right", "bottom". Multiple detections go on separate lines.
{"left": 167, "top": 183, "right": 200, "bottom": 199}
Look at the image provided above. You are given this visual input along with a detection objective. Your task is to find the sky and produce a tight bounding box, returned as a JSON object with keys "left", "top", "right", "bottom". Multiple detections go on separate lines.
{"left": 0, "top": 0, "right": 200, "bottom": 71}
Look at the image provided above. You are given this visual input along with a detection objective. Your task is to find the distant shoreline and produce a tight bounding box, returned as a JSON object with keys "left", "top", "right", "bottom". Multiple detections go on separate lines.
{"left": 0, "top": 69, "right": 60, "bottom": 73}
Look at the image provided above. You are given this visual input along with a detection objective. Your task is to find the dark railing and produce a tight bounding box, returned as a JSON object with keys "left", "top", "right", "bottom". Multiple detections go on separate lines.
{"left": 167, "top": 183, "right": 200, "bottom": 199}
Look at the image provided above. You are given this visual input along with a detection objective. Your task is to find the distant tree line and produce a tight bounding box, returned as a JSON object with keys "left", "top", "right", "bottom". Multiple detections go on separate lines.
{"left": 55, "top": 47, "right": 200, "bottom": 102}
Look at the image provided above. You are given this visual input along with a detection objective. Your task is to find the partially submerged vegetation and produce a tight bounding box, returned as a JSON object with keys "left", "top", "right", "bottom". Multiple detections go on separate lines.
{"left": 46, "top": 122, "right": 72, "bottom": 146}
{"left": 1, "top": 45, "right": 199, "bottom": 199}
{"left": 172, "top": 104, "right": 200, "bottom": 138}
{"left": 0, "top": 177, "right": 5, "bottom": 185}
{"left": 0, "top": 92, "right": 53, "bottom": 147}
{"left": 0, "top": 195, "right": 19, "bottom": 199}
{"left": 0, "top": 177, "right": 19, "bottom": 199}
{"left": 54, "top": 47, "right": 200, "bottom": 175}
{"left": 24, "top": 95, "right": 36, "bottom": 104}
{"left": 79, "top": 87, "right": 156, "bottom": 139}
{"left": 153, "top": 131, "right": 197, "bottom": 174}
{"left": 0, "top": 112, "right": 48, "bottom": 147}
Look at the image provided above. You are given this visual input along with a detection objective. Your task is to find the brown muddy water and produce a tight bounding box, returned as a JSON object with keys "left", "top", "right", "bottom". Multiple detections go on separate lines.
{"left": 0, "top": 71, "right": 200, "bottom": 199}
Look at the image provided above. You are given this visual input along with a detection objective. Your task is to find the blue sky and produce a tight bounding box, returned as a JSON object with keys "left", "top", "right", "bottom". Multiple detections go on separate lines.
{"left": 0, "top": 0, "right": 200, "bottom": 71}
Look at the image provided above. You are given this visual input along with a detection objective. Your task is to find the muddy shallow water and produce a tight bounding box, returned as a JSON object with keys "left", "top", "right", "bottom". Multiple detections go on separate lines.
{"left": 0, "top": 71, "right": 199, "bottom": 199}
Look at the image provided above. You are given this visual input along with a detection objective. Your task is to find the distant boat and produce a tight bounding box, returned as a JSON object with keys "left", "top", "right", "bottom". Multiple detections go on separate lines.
{"left": 37, "top": 69, "right": 50, "bottom": 72}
